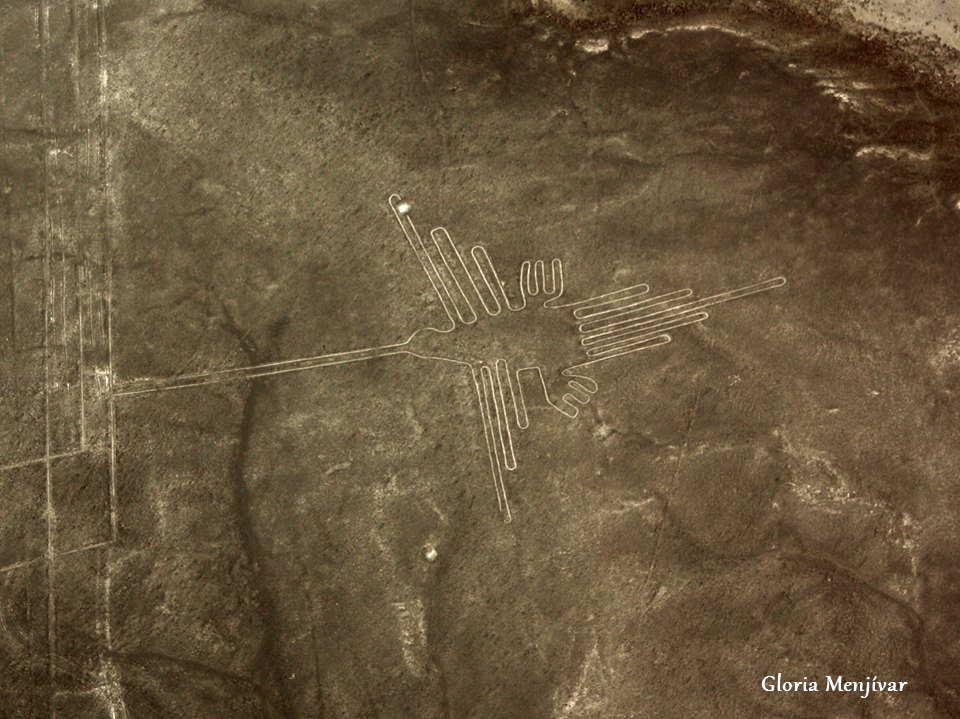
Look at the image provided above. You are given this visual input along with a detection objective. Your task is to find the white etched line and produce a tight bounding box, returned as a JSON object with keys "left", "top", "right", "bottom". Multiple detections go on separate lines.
{"left": 498, "top": 358, "right": 528, "bottom": 430}
{"left": 564, "top": 374, "right": 598, "bottom": 394}
{"left": 518, "top": 261, "right": 533, "bottom": 305}
{"left": 587, "top": 278, "right": 785, "bottom": 336}
{"left": 482, "top": 364, "right": 516, "bottom": 472}
{"left": 92, "top": 2, "right": 129, "bottom": 714}
{"left": 77, "top": 262, "right": 86, "bottom": 449}
{"left": 492, "top": 361, "right": 518, "bottom": 470}
{"left": 0, "top": 540, "right": 116, "bottom": 576}
{"left": 471, "top": 368, "right": 503, "bottom": 514}
{"left": 524, "top": 260, "right": 538, "bottom": 297}
{"left": 0, "top": 557, "right": 44, "bottom": 574}
{"left": 554, "top": 283, "right": 650, "bottom": 310}
{"left": 558, "top": 284, "right": 650, "bottom": 315}
{"left": 39, "top": 2, "right": 61, "bottom": 696}
{"left": 562, "top": 390, "right": 589, "bottom": 411}
{"left": 576, "top": 288, "right": 692, "bottom": 327}
{"left": 69, "top": 26, "right": 84, "bottom": 460}
{"left": 569, "top": 334, "right": 674, "bottom": 369}
{"left": 578, "top": 289, "right": 694, "bottom": 335}
{"left": 56, "top": 540, "right": 114, "bottom": 557}
{"left": 566, "top": 379, "right": 595, "bottom": 400}
{"left": 565, "top": 383, "right": 591, "bottom": 404}
{"left": 573, "top": 289, "right": 657, "bottom": 319}
{"left": 114, "top": 343, "right": 409, "bottom": 396}
{"left": 582, "top": 312, "right": 710, "bottom": 351}
{"left": 474, "top": 368, "right": 512, "bottom": 523}
{"left": 428, "top": 227, "right": 478, "bottom": 325}
{"left": 431, "top": 227, "right": 488, "bottom": 319}
{"left": 579, "top": 301, "right": 696, "bottom": 341}
{"left": 533, "top": 260, "right": 546, "bottom": 296}
{"left": 475, "top": 246, "right": 526, "bottom": 312}
{"left": 61, "top": 247, "right": 68, "bottom": 353}
{"left": 0, "top": 451, "right": 84, "bottom": 474}
{"left": 425, "top": 231, "right": 474, "bottom": 325}
{"left": 389, "top": 194, "right": 456, "bottom": 328}
{"left": 543, "top": 258, "right": 564, "bottom": 301}
{"left": 479, "top": 368, "right": 506, "bottom": 474}
{"left": 539, "top": 259, "right": 561, "bottom": 297}
{"left": 469, "top": 246, "right": 506, "bottom": 315}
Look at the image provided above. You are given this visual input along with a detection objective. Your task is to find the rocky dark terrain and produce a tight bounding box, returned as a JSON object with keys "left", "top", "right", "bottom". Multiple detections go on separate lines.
{"left": 2, "top": 1, "right": 960, "bottom": 717}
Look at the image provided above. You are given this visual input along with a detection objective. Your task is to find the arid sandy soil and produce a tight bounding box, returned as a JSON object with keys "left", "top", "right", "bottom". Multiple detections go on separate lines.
{"left": 2, "top": 1, "right": 960, "bottom": 717}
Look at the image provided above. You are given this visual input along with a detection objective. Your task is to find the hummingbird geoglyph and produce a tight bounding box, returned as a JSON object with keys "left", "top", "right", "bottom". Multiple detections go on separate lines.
{"left": 117, "top": 195, "right": 786, "bottom": 522}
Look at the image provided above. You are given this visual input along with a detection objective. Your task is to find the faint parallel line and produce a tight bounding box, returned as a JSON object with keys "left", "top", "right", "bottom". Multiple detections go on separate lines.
{"left": 0, "top": 450, "right": 84, "bottom": 474}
